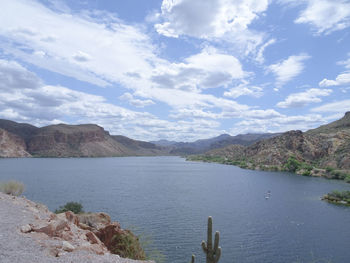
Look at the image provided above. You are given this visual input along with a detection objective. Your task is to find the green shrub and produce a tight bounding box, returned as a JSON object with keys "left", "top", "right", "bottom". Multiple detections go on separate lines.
{"left": 270, "top": 165, "right": 279, "bottom": 171}
{"left": 284, "top": 156, "right": 302, "bottom": 172}
{"left": 136, "top": 232, "right": 166, "bottom": 263}
{"left": 326, "top": 166, "right": 335, "bottom": 173}
{"left": 301, "top": 163, "right": 313, "bottom": 171}
{"left": 111, "top": 231, "right": 146, "bottom": 260}
{"left": 329, "top": 190, "right": 350, "bottom": 200}
{"left": 302, "top": 170, "right": 311, "bottom": 176}
{"left": 0, "top": 180, "right": 25, "bottom": 196}
{"left": 330, "top": 170, "right": 347, "bottom": 180}
{"left": 345, "top": 175, "right": 350, "bottom": 183}
{"left": 55, "top": 201, "right": 84, "bottom": 214}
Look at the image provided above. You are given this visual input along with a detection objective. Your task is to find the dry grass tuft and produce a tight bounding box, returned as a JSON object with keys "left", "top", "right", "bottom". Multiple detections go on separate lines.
{"left": 0, "top": 180, "right": 25, "bottom": 196}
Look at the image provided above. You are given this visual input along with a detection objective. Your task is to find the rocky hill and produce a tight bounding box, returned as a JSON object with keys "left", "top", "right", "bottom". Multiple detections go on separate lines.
{"left": 0, "top": 120, "right": 168, "bottom": 158}
{"left": 0, "top": 119, "right": 39, "bottom": 143}
{"left": 112, "top": 135, "right": 166, "bottom": 156}
{"left": 27, "top": 124, "right": 130, "bottom": 157}
{"left": 190, "top": 112, "right": 350, "bottom": 180}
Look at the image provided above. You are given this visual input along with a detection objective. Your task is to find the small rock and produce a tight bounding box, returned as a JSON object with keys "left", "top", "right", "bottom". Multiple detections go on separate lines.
{"left": 62, "top": 241, "right": 75, "bottom": 252}
{"left": 20, "top": 224, "right": 32, "bottom": 233}
{"left": 65, "top": 211, "right": 79, "bottom": 225}
{"left": 57, "top": 251, "right": 67, "bottom": 257}
{"left": 86, "top": 231, "right": 99, "bottom": 244}
{"left": 49, "top": 248, "right": 60, "bottom": 257}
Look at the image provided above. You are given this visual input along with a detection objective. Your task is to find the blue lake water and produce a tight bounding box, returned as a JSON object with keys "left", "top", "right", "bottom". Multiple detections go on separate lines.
{"left": 1, "top": 156, "right": 350, "bottom": 263}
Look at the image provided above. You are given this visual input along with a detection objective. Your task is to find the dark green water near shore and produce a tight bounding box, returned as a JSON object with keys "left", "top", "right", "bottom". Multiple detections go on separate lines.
{"left": 1, "top": 156, "right": 350, "bottom": 263}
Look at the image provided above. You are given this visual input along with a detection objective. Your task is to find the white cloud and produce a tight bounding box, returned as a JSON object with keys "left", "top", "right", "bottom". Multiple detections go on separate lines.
{"left": 337, "top": 53, "right": 350, "bottom": 69}
{"left": 340, "top": 87, "right": 350, "bottom": 93}
{"left": 119, "top": 93, "right": 155, "bottom": 108}
{"left": 229, "top": 114, "right": 326, "bottom": 134}
{"left": 224, "top": 82, "right": 263, "bottom": 98}
{"left": 169, "top": 108, "right": 220, "bottom": 120}
{"left": 0, "top": 59, "right": 142, "bottom": 124}
{"left": 242, "top": 109, "right": 284, "bottom": 119}
{"left": 0, "top": 0, "right": 161, "bottom": 87}
{"left": 155, "top": 0, "right": 269, "bottom": 55}
{"left": 151, "top": 47, "right": 245, "bottom": 92}
{"left": 293, "top": 0, "right": 350, "bottom": 35}
{"left": 0, "top": 58, "right": 238, "bottom": 141}
{"left": 72, "top": 51, "right": 92, "bottom": 62}
{"left": 268, "top": 54, "right": 310, "bottom": 87}
{"left": 0, "top": 59, "right": 42, "bottom": 91}
{"left": 0, "top": 1, "right": 256, "bottom": 118}
{"left": 156, "top": 0, "right": 268, "bottom": 38}
{"left": 319, "top": 54, "right": 350, "bottom": 87}
{"left": 276, "top": 88, "right": 332, "bottom": 108}
{"left": 319, "top": 72, "right": 350, "bottom": 87}
{"left": 256, "top": 38, "right": 276, "bottom": 64}
{"left": 311, "top": 100, "right": 350, "bottom": 113}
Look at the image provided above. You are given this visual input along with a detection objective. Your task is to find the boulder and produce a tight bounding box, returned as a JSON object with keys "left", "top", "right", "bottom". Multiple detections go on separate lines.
{"left": 20, "top": 224, "right": 32, "bottom": 233}
{"left": 62, "top": 241, "right": 75, "bottom": 252}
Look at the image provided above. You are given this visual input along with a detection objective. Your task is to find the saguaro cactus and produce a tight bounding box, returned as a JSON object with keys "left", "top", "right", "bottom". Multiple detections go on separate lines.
{"left": 201, "top": 216, "right": 221, "bottom": 263}
{"left": 189, "top": 217, "right": 221, "bottom": 263}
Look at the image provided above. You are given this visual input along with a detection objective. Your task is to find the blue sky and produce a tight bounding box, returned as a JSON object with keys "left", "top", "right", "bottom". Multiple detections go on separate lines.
{"left": 0, "top": 0, "right": 349, "bottom": 141}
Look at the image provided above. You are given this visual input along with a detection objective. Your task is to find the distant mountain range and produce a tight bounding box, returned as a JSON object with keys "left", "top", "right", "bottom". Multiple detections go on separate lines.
{"left": 0, "top": 119, "right": 280, "bottom": 158}
{"left": 2, "top": 113, "right": 349, "bottom": 171}
{"left": 151, "top": 133, "right": 280, "bottom": 155}
{"left": 190, "top": 112, "right": 350, "bottom": 179}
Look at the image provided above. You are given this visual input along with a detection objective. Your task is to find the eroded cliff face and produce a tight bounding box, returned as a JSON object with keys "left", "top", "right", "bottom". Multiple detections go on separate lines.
{"left": 0, "top": 128, "right": 31, "bottom": 157}
{"left": 27, "top": 124, "right": 130, "bottom": 157}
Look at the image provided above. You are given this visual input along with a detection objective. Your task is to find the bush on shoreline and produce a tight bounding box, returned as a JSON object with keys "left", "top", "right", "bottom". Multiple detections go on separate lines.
{"left": 55, "top": 201, "right": 84, "bottom": 214}
{"left": 0, "top": 180, "right": 25, "bottom": 196}
{"left": 323, "top": 190, "right": 350, "bottom": 205}
{"left": 111, "top": 230, "right": 146, "bottom": 260}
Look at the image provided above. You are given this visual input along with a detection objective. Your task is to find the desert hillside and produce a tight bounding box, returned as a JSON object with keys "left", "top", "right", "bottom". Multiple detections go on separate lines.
{"left": 189, "top": 112, "right": 350, "bottom": 179}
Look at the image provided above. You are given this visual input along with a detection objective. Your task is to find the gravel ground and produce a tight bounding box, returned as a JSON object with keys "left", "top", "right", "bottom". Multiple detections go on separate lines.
{"left": 0, "top": 192, "right": 153, "bottom": 263}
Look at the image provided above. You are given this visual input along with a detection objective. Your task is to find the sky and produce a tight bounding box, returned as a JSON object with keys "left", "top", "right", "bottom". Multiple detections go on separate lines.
{"left": 0, "top": 0, "right": 349, "bottom": 142}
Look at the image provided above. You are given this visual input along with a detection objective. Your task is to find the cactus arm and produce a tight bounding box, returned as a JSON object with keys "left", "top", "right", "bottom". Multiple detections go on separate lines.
{"left": 201, "top": 240, "right": 208, "bottom": 253}
{"left": 214, "top": 231, "right": 219, "bottom": 251}
{"left": 207, "top": 217, "right": 213, "bottom": 250}
{"left": 214, "top": 247, "right": 221, "bottom": 263}
{"left": 191, "top": 254, "right": 195, "bottom": 263}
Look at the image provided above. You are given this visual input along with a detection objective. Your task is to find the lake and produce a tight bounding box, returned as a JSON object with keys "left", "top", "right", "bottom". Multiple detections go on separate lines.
{"left": 1, "top": 156, "right": 350, "bottom": 263}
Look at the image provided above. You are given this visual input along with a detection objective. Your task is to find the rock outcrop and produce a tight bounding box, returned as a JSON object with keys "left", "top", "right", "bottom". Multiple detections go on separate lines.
{"left": 23, "top": 209, "right": 146, "bottom": 259}
{"left": 0, "top": 128, "right": 31, "bottom": 157}
{"left": 27, "top": 124, "right": 130, "bottom": 157}
{"left": 0, "top": 192, "right": 152, "bottom": 263}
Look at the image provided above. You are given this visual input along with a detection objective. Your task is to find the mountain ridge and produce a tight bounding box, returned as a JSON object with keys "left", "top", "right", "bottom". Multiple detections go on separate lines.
{"left": 188, "top": 112, "right": 350, "bottom": 181}
{"left": 0, "top": 120, "right": 168, "bottom": 157}
{"left": 0, "top": 119, "right": 280, "bottom": 157}
{"left": 152, "top": 132, "right": 281, "bottom": 155}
